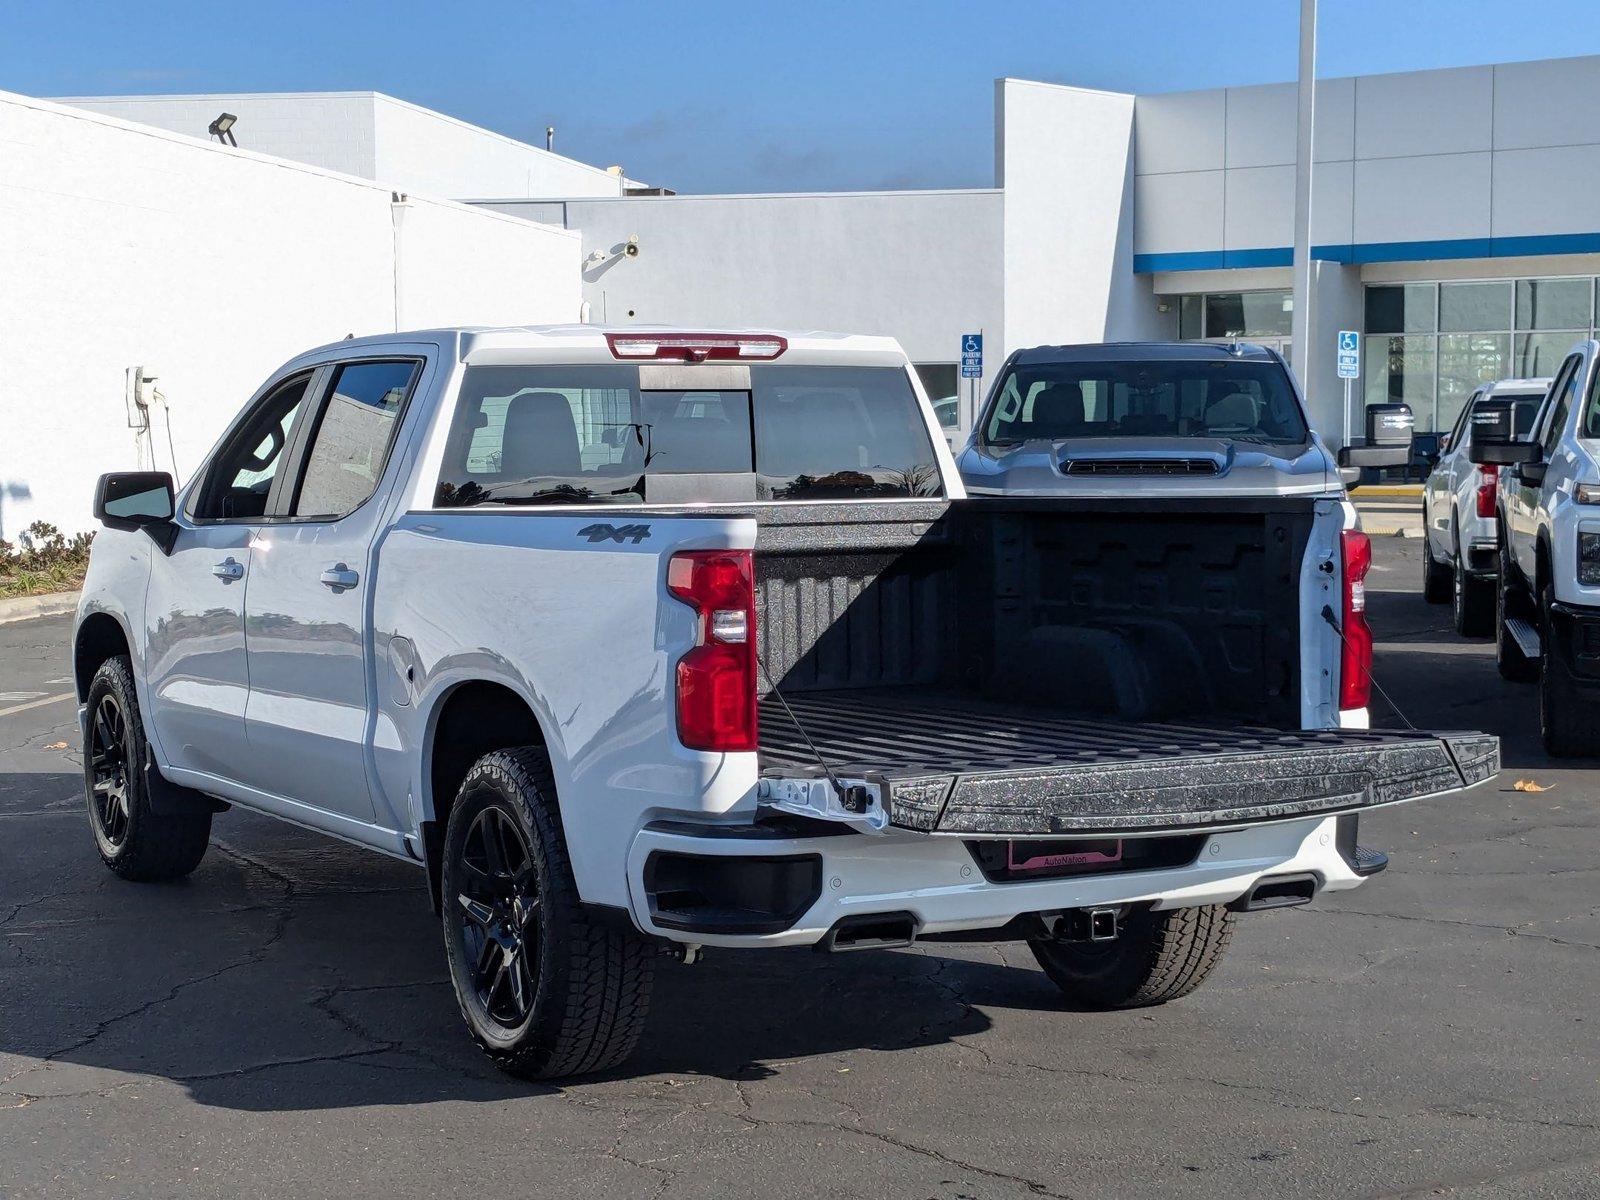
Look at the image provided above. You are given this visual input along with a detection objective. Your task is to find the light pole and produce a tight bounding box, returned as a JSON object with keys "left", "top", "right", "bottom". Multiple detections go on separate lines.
{"left": 1290, "top": 0, "right": 1317, "bottom": 404}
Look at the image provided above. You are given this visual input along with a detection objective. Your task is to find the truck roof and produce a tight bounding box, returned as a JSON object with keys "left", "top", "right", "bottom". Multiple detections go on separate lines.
{"left": 300, "top": 324, "right": 908, "bottom": 365}
{"left": 1009, "top": 341, "right": 1283, "bottom": 366}
{"left": 1481, "top": 376, "right": 1552, "bottom": 396}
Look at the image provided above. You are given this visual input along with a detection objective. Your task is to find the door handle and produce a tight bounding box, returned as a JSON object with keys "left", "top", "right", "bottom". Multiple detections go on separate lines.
{"left": 211, "top": 558, "right": 244, "bottom": 581}
{"left": 320, "top": 563, "right": 360, "bottom": 591}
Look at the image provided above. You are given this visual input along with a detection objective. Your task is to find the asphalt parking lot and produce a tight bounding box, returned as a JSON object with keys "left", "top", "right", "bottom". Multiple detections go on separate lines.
{"left": 2, "top": 535, "right": 1597, "bottom": 1200}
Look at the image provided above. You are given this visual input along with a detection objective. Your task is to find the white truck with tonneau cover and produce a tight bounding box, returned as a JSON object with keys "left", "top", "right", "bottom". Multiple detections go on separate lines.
{"left": 76, "top": 326, "right": 1498, "bottom": 1078}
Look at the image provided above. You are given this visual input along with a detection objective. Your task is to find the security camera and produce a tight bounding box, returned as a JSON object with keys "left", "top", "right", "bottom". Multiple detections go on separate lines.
{"left": 624, "top": 235, "right": 640, "bottom": 258}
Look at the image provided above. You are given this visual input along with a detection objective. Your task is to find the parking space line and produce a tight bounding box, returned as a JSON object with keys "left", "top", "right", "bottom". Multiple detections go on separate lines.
{"left": 0, "top": 691, "right": 76, "bottom": 719}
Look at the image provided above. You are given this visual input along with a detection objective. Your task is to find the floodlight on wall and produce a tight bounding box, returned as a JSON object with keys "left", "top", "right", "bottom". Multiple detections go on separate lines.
{"left": 208, "top": 112, "right": 238, "bottom": 146}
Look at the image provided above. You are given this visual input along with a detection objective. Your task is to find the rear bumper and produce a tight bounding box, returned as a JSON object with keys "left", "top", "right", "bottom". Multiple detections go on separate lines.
{"left": 626, "top": 814, "right": 1381, "bottom": 949}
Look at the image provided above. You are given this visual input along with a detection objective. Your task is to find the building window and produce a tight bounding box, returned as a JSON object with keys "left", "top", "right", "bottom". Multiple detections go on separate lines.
{"left": 913, "top": 363, "right": 960, "bottom": 429}
{"left": 1170, "top": 290, "right": 1292, "bottom": 341}
{"left": 1364, "top": 277, "right": 1599, "bottom": 431}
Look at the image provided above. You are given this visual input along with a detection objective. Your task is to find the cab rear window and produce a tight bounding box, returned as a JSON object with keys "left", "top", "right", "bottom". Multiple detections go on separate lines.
{"left": 434, "top": 364, "right": 941, "bottom": 506}
{"left": 983, "top": 359, "right": 1309, "bottom": 446}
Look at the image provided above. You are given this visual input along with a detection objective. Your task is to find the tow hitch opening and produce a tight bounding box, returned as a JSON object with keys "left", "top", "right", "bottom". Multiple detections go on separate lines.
{"left": 1050, "top": 907, "right": 1121, "bottom": 943}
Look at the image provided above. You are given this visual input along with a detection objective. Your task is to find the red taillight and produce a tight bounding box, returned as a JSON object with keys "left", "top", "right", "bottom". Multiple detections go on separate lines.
{"left": 1475, "top": 464, "right": 1499, "bottom": 519}
{"left": 606, "top": 333, "right": 787, "bottom": 362}
{"left": 667, "top": 550, "right": 757, "bottom": 751}
{"left": 1339, "top": 530, "right": 1373, "bottom": 711}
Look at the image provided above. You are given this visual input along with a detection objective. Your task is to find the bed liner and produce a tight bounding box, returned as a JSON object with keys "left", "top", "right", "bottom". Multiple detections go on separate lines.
{"left": 758, "top": 690, "right": 1499, "bottom": 836}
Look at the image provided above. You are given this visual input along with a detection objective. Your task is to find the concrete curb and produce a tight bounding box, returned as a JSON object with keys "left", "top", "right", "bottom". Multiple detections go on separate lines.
{"left": 0, "top": 591, "right": 80, "bottom": 626}
{"left": 1362, "top": 527, "right": 1421, "bottom": 538}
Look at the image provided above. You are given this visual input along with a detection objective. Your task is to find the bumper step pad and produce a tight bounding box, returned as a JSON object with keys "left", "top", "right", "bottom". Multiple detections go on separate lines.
{"left": 759, "top": 691, "right": 1498, "bottom": 836}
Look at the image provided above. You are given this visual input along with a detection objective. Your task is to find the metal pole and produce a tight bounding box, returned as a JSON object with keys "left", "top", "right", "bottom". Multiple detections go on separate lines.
{"left": 1343, "top": 377, "right": 1350, "bottom": 449}
{"left": 1290, "top": 0, "right": 1317, "bottom": 395}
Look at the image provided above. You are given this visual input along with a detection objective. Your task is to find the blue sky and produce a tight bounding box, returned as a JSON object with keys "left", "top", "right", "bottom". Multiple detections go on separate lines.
{"left": 5, "top": 1, "right": 1599, "bottom": 194}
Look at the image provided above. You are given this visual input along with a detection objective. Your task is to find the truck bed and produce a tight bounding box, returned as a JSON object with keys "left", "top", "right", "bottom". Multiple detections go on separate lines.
{"left": 758, "top": 689, "right": 1498, "bottom": 836}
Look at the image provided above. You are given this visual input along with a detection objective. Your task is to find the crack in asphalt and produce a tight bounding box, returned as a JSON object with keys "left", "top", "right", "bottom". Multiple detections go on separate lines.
{"left": 724, "top": 1075, "right": 1082, "bottom": 1199}
{"left": 0, "top": 843, "right": 298, "bottom": 1093}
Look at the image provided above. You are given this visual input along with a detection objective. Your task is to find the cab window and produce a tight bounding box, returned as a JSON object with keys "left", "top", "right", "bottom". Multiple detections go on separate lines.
{"left": 291, "top": 360, "right": 418, "bottom": 518}
{"left": 191, "top": 373, "right": 312, "bottom": 521}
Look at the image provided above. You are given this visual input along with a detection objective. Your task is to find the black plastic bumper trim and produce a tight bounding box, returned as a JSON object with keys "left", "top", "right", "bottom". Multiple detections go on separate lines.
{"left": 642, "top": 851, "right": 822, "bottom": 936}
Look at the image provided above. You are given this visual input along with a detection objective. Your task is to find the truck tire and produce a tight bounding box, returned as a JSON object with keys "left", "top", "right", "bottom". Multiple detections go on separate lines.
{"left": 1452, "top": 526, "right": 1494, "bottom": 637}
{"left": 1029, "top": 904, "right": 1233, "bottom": 1009}
{"left": 1496, "top": 537, "right": 1540, "bottom": 682}
{"left": 440, "top": 746, "right": 654, "bottom": 1079}
{"left": 1422, "top": 523, "right": 1452, "bottom": 605}
{"left": 84, "top": 656, "right": 211, "bottom": 881}
{"left": 1540, "top": 581, "right": 1600, "bottom": 756}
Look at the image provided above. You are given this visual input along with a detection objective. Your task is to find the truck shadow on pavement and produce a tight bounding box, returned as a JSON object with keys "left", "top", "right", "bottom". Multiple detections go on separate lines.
{"left": 0, "top": 786, "right": 1029, "bottom": 1111}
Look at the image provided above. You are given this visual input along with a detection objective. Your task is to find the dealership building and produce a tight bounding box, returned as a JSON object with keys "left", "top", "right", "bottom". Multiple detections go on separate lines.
{"left": 9, "top": 52, "right": 1600, "bottom": 533}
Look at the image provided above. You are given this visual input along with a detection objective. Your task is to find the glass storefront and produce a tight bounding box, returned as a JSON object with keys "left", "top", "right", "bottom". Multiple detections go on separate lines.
{"left": 1177, "top": 290, "right": 1293, "bottom": 340}
{"left": 1365, "top": 277, "right": 1600, "bottom": 431}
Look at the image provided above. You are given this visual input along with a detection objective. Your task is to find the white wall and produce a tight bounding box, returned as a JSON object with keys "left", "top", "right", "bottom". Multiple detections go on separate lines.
{"left": 0, "top": 91, "right": 581, "bottom": 537}
{"left": 481, "top": 188, "right": 1004, "bottom": 387}
{"left": 52, "top": 91, "right": 625, "bottom": 202}
{"left": 1133, "top": 54, "right": 1600, "bottom": 263}
{"left": 50, "top": 93, "right": 381, "bottom": 177}
{"left": 998, "top": 78, "right": 1171, "bottom": 349}
{"left": 371, "top": 95, "right": 624, "bottom": 199}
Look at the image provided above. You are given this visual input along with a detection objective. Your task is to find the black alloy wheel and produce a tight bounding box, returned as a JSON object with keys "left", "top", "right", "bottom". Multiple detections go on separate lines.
{"left": 453, "top": 805, "right": 542, "bottom": 1030}
{"left": 88, "top": 692, "right": 132, "bottom": 849}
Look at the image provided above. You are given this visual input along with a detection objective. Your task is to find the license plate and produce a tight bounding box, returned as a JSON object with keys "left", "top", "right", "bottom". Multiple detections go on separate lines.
{"left": 1005, "top": 839, "right": 1123, "bottom": 875}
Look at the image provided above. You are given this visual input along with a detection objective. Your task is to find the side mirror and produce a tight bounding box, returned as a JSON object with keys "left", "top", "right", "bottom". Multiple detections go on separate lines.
{"left": 1515, "top": 460, "right": 1548, "bottom": 486}
{"left": 1468, "top": 438, "right": 1540, "bottom": 466}
{"left": 94, "top": 472, "right": 177, "bottom": 551}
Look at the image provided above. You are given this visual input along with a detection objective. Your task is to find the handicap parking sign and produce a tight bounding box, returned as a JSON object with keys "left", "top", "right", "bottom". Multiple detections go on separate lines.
{"left": 961, "top": 333, "right": 983, "bottom": 378}
{"left": 1337, "top": 330, "right": 1360, "bottom": 380}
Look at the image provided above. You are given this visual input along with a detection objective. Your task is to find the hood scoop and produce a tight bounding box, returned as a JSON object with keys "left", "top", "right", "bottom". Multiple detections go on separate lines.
{"left": 1060, "top": 456, "right": 1222, "bottom": 477}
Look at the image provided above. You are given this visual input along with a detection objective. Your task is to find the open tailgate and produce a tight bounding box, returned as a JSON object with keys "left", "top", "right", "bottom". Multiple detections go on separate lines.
{"left": 759, "top": 691, "right": 1498, "bottom": 836}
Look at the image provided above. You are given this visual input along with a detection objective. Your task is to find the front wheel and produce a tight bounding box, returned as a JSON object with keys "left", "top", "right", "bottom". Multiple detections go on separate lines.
{"left": 1030, "top": 904, "right": 1233, "bottom": 1009}
{"left": 1422, "top": 517, "right": 1452, "bottom": 605}
{"left": 83, "top": 656, "right": 211, "bottom": 881}
{"left": 440, "top": 747, "right": 655, "bottom": 1079}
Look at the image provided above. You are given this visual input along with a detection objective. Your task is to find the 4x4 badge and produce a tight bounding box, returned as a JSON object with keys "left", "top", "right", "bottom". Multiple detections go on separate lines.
{"left": 577, "top": 522, "right": 651, "bottom": 544}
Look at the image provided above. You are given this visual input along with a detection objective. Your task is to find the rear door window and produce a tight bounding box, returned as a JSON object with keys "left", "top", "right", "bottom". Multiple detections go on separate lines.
{"left": 292, "top": 360, "right": 418, "bottom": 518}
{"left": 435, "top": 365, "right": 941, "bottom": 506}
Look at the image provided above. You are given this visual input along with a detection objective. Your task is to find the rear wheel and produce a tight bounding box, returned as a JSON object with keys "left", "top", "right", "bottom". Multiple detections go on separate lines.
{"left": 1422, "top": 519, "right": 1452, "bottom": 605}
{"left": 1496, "top": 536, "right": 1540, "bottom": 682}
{"left": 83, "top": 656, "right": 211, "bottom": 880}
{"left": 1539, "top": 580, "right": 1600, "bottom": 756}
{"left": 1452, "top": 523, "right": 1494, "bottom": 637}
{"left": 1030, "top": 904, "right": 1233, "bottom": 1009}
{"left": 440, "top": 747, "right": 654, "bottom": 1079}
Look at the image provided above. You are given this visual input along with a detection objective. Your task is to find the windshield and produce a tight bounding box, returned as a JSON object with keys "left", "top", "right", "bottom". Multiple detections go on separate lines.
{"left": 982, "top": 358, "right": 1310, "bottom": 447}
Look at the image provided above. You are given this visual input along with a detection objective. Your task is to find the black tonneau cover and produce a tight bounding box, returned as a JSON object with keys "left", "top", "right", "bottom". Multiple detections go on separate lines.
{"left": 759, "top": 691, "right": 1498, "bottom": 836}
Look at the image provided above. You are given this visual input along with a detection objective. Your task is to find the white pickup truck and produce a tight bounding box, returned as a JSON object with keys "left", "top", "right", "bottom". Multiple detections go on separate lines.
{"left": 76, "top": 326, "right": 1497, "bottom": 1078}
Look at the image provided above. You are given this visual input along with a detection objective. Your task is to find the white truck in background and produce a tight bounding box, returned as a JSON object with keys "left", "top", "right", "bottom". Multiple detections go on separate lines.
{"left": 75, "top": 326, "right": 1496, "bottom": 1078}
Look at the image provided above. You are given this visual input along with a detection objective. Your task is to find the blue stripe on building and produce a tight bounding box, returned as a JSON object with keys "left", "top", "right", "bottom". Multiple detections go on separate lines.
{"left": 1133, "top": 231, "right": 1600, "bottom": 273}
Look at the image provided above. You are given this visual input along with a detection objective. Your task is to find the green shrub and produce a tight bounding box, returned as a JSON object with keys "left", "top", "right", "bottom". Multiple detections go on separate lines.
{"left": 0, "top": 522, "right": 94, "bottom": 598}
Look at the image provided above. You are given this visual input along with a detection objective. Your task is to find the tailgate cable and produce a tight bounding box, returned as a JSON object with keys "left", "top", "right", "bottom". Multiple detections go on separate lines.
{"left": 1319, "top": 604, "right": 1416, "bottom": 730}
{"left": 754, "top": 650, "right": 874, "bottom": 814}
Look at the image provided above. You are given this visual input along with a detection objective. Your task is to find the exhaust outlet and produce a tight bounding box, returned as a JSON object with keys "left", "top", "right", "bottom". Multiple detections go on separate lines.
{"left": 1231, "top": 872, "right": 1319, "bottom": 913}
{"left": 818, "top": 912, "right": 917, "bottom": 953}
